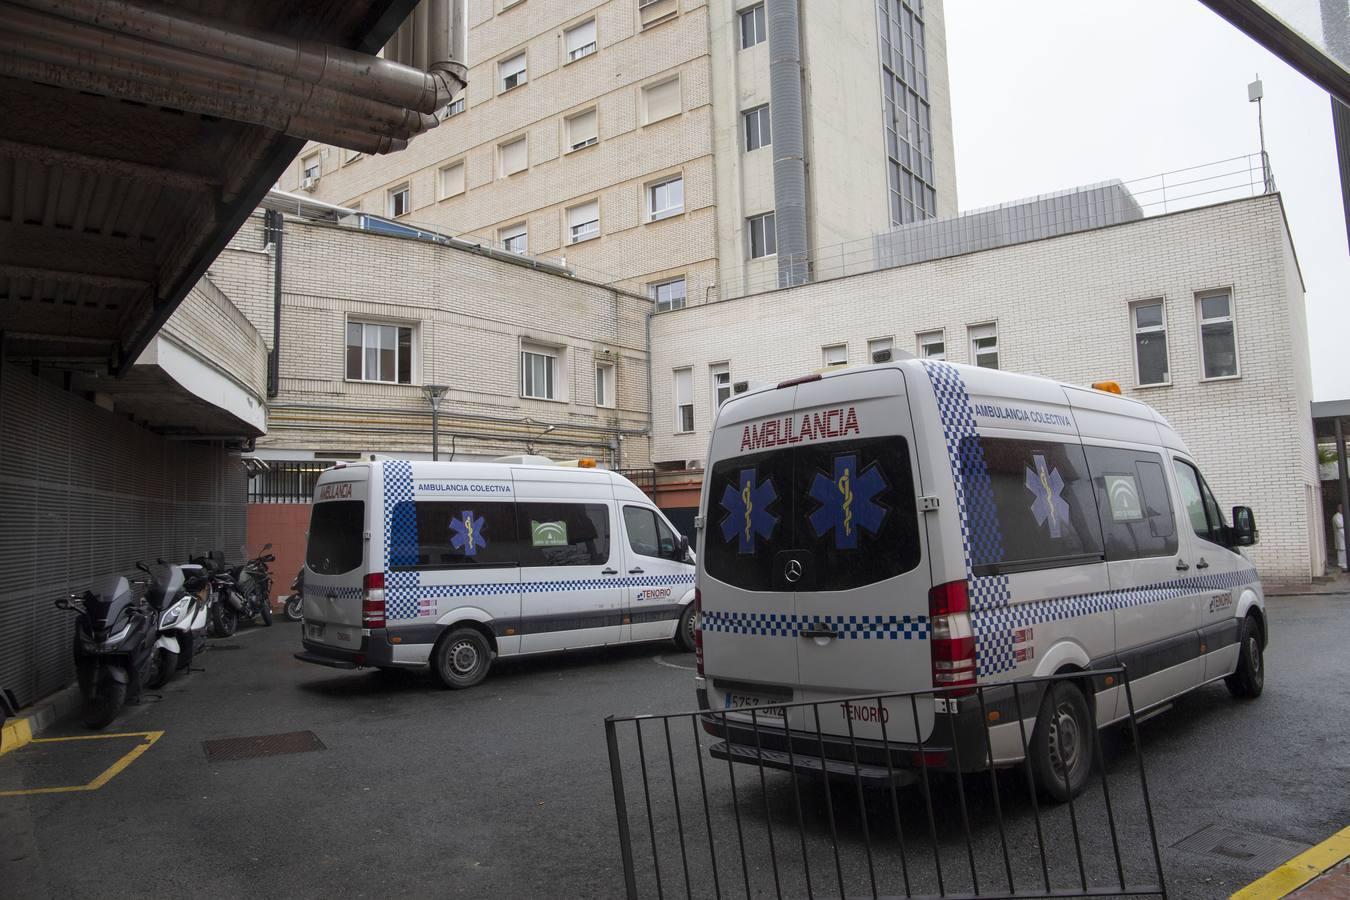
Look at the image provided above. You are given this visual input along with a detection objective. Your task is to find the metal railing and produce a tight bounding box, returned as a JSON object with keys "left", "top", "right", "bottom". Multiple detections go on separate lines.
{"left": 604, "top": 668, "right": 1166, "bottom": 899}
{"left": 246, "top": 460, "right": 333, "bottom": 503}
{"left": 618, "top": 468, "right": 657, "bottom": 493}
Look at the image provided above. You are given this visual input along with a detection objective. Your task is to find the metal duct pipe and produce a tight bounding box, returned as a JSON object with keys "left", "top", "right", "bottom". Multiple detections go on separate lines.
{"left": 0, "top": 53, "right": 407, "bottom": 156}
{"left": 767, "top": 0, "right": 810, "bottom": 287}
{"left": 10, "top": 0, "right": 467, "bottom": 114}
{"left": 2, "top": 6, "right": 440, "bottom": 138}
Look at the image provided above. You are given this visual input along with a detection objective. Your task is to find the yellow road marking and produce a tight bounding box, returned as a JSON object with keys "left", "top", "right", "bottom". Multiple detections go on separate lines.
{"left": 0, "top": 730, "right": 164, "bottom": 797}
{"left": 1231, "top": 824, "right": 1350, "bottom": 899}
{"left": 0, "top": 718, "right": 34, "bottom": 757}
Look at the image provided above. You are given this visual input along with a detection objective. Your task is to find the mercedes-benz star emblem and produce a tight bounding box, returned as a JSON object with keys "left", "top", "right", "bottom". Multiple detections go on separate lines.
{"left": 784, "top": 559, "right": 803, "bottom": 583}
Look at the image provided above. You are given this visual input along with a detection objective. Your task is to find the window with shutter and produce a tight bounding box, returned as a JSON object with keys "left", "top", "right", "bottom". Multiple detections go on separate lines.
{"left": 499, "top": 137, "right": 527, "bottom": 176}
{"left": 565, "top": 19, "right": 597, "bottom": 61}
{"left": 567, "top": 200, "right": 600, "bottom": 243}
{"left": 566, "top": 109, "right": 598, "bottom": 151}
{"left": 642, "top": 77, "right": 681, "bottom": 124}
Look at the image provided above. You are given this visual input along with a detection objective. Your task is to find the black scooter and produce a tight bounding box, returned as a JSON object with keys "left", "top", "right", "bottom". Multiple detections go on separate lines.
{"left": 56, "top": 563, "right": 183, "bottom": 729}
{"left": 282, "top": 567, "right": 304, "bottom": 622}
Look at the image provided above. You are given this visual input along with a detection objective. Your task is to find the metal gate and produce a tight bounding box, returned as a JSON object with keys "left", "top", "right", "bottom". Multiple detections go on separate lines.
{"left": 604, "top": 669, "right": 1167, "bottom": 899}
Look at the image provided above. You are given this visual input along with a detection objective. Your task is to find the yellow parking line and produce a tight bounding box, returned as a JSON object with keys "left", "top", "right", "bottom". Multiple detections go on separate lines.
{"left": 0, "top": 730, "right": 164, "bottom": 798}
{"left": 1231, "top": 825, "right": 1350, "bottom": 900}
{"left": 0, "top": 718, "right": 34, "bottom": 757}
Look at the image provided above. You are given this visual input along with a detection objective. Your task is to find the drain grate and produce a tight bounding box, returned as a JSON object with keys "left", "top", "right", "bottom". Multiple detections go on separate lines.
{"left": 202, "top": 730, "right": 326, "bottom": 762}
{"left": 1172, "top": 824, "right": 1310, "bottom": 870}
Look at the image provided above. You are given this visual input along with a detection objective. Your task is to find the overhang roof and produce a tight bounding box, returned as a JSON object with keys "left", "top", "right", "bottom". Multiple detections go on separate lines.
{"left": 0, "top": 0, "right": 417, "bottom": 372}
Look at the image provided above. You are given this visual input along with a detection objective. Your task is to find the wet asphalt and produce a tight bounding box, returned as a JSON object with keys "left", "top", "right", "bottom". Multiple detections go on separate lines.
{"left": 1, "top": 593, "right": 1347, "bottom": 899}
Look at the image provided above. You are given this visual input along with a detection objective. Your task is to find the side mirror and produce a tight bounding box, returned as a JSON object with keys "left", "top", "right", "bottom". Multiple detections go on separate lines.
{"left": 54, "top": 597, "right": 69, "bottom": 610}
{"left": 1231, "top": 506, "right": 1258, "bottom": 547}
{"left": 677, "top": 535, "right": 690, "bottom": 560}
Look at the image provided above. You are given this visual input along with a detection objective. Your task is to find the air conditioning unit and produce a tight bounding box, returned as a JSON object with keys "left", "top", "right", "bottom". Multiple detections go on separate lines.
{"left": 686, "top": 459, "right": 704, "bottom": 471}
{"left": 733, "top": 381, "right": 750, "bottom": 394}
{"left": 301, "top": 175, "right": 319, "bottom": 191}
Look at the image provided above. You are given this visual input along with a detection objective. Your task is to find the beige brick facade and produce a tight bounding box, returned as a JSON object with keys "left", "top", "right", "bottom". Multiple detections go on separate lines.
{"left": 649, "top": 195, "right": 1320, "bottom": 580}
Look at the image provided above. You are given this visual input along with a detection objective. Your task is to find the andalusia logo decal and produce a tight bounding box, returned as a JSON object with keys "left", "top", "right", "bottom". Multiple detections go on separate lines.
{"left": 1024, "top": 455, "right": 1068, "bottom": 539}
{"left": 808, "top": 453, "right": 888, "bottom": 550}
{"left": 719, "top": 467, "right": 779, "bottom": 554}
{"left": 449, "top": 510, "right": 487, "bottom": 557}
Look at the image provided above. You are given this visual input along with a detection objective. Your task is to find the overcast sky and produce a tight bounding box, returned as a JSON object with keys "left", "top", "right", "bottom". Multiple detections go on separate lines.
{"left": 945, "top": 0, "right": 1349, "bottom": 400}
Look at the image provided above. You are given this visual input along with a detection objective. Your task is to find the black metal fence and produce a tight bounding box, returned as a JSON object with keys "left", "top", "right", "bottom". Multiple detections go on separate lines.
{"left": 245, "top": 460, "right": 333, "bottom": 503}
{"left": 604, "top": 669, "right": 1166, "bottom": 899}
{"left": 618, "top": 468, "right": 657, "bottom": 493}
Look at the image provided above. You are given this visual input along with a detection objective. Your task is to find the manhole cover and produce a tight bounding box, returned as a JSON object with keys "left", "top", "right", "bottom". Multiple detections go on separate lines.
{"left": 1172, "top": 824, "right": 1310, "bottom": 869}
{"left": 202, "top": 730, "right": 326, "bottom": 762}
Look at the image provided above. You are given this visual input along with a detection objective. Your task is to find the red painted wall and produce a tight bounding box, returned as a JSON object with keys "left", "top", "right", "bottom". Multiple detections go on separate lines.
{"left": 246, "top": 503, "right": 311, "bottom": 606}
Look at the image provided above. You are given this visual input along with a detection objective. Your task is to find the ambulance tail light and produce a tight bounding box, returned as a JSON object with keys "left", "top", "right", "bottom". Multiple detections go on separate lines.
{"left": 362, "top": 572, "right": 386, "bottom": 628}
{"left": 694, "top": 588, "right": 704, "bottom": 675}
{"left": 929, "top": 580, "right": 976, "bottom": 693}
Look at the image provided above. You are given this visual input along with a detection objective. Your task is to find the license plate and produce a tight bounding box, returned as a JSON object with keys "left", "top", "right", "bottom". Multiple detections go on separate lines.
{"left": 723, "top": 692, "right": 787, "bottom": 718}
{"left": 305, "top": 622, "right": 324, "bottom": 641}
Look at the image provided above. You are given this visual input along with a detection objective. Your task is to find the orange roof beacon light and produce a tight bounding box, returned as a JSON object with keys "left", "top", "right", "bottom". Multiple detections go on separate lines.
{"left": 1092, "top": 380, "right": 1123, "bottom": 395}
{"left": 578, "top": 458, "right": 597, "bottom": 468}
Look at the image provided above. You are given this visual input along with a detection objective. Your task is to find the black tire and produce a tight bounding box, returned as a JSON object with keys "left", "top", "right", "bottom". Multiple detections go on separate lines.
{"left": 212, "top": 604, "right": 238, "bottom": 638}
{"left": 259, "top": 596, "right": 273, "bottom": 626}
{"left": 431, "top": 627, "right": 493, "bottom": 690}
{"left": 1225, "top": 615, "right": 1265, "bottom": 699}
{"left": 675, "top": 603, "right": 698, "bottom": 652}
{"left": 146, "top": 648, "right": 177, "bottom": 689}
{"left": 177, "top": 632, "right": 196, "bottom": 672}
{"left": 82, "top": 679, "right": 126, "bottom": 730}
{"left": 1030, "top": 681, "right": 1094, "bottom": 802}
{"left": 284, "top": 596, "right": 304, "bottom": 622}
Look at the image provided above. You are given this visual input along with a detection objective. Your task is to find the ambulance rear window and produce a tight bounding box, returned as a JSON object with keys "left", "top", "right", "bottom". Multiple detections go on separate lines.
{"left": 307, "top": 500, "right": 364, "bottom": 574}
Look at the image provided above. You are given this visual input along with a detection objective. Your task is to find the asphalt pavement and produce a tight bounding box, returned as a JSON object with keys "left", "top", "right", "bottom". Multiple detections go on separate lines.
{"left": 1, "top": 593, "right": 1348, "bottom": 899}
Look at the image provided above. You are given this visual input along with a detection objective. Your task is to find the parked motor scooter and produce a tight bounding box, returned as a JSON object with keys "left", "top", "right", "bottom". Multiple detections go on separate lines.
{"left": 55, "top": 563, "right": 177, "bottom": 729}
{"left": 230, "top": 543, "right": 276, "bottom": 627}
{"left": 283, "top": 567, "right": 304, "bottom": 622}
{"left": 147, "top": 562, "right": 213, "bottom": 686}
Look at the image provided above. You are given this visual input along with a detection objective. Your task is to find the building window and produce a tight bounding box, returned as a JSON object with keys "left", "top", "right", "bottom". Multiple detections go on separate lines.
{"left": 747, "top": 211, "right": 776, "bottom": 259}
{"left": 301, "top": 153, "right": 320, "bottom": 183}
{"left": 566, "top": 108, "right": 598, "bottom": 152}
{"left": 567, "top": 200, "right": 600, "bottom": 243}
{"left": 596, "top": 362, "right": 615, "bottom": 408}
{"left": 521, "top": 344, "right": 558, "bottom": 400}
{"left": 642, "top": 77, "right": 681, "bottom": 124}
{"left": 711, "top": 362, "right": 731, "bottom": 414}
{"left": 638, "top": 0, "right": 679, "bottom": 28}
{"left": 1197, "top": 290, "right": 1238, "bottom": 379}
{"left": 970, "top": 323, "right": 998, "bottom": 369}
{"left": 388, "top": 184, "right": 410, "bottom": 217}
{"left": 346, "top": 321, "right": 413, "bottom": 384}
{"left": 740, "top": 4, "right": 766, "bottom": 48}
{"left": 499, "top": 52, "right": 527, "bottom": 92}
{"left": 879, "top": 0, "right": 937, "bottom": 226}
{"left": 441, "top": 93, "right": 465, "bottom": 120}
{"left": 647, "top": 176, "right": 684, "bottom": 221}
{"left": 439, "top": 161, "right": 465, "bottom": 199}
{"left": 743, "top": 104, "right": 771, "bottom": 151}
{"left": 343, "top": 149, "right": 363, "bottom": 166}
{"left": 651, "top": 277, "right": 687, "bottom": 312}
{"left": 917, "top": 329, "right": 945, "bottom": 359}
{"left": 499, "top": 136, "right": 528, "bottom": 176}
{"left": 674, "top": 368, "right": 694, "bottom": 432}
{"left": 868, "top": 337, "right": 894, "bottom": 363}
{"left": 822, "top": 344, "right": 848, "bottom": 368}
{"left": 1132, "top": 300, "right": 1169, "bottom": 386}
{"left": 500, "top": 222, "right": 528, "bottom": 254}
{"left": 565, "top": 19, "right": 597, "bottom": 61}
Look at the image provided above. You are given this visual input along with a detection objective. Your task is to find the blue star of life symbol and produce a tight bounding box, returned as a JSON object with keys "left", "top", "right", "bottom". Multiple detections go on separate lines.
{"left": 1024, "top": 454, "right": 1069, "bottom": 539}
{"left": 449, "top": 509, "right": 487, "bottom": 556}
{"left": 808, "top": 453, "right": 888, "bottom": 550}
{"left": 719, "top": 467, "right": 778, "bottom": 555}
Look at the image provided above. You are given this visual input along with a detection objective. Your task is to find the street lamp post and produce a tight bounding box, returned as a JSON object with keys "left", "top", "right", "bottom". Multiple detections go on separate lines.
{"left": 422, "top": 384, "right": 449, "bottom": 461}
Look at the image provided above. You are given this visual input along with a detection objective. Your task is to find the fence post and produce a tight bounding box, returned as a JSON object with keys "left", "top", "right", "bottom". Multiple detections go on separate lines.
{"left": 605, "top": 716, "right": 640, "bottom": 900}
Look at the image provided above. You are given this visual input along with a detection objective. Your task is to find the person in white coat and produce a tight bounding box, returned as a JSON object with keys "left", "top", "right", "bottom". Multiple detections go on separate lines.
{"left": 1334, "top": 504, "right": 1346, "bottom": 572}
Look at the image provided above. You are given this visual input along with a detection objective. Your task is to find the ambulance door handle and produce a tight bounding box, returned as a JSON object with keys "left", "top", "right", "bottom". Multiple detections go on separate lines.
{"left": 601, "top": 568, "right": 618, "bottom": 575}
{"left": 628, "top": 567, "right": 645, "bottom": 575}
{"left": 1195, "top": 558, "right": 1209, "bottom": 570}
{"left": 1176, "top": 560, "right": 1190, "bottom": 572}
{"left": 799, "top": 625, "right": 837, "bottom": 640}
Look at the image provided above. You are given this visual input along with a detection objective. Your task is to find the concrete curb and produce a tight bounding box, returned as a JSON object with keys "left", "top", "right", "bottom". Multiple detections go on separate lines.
{"left": 1231, "top": 825, "right": 1350, "bottom": 899}
{"left": 0, "top": 683, "right": 83, "bottom": 757}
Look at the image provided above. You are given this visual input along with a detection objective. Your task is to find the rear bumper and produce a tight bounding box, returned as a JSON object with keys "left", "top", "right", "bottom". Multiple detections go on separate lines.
{"left": 296, "top": 630, "right": 397, "bottom": 669}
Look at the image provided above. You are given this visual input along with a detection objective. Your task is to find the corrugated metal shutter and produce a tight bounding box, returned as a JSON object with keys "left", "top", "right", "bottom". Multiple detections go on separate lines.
{"left": 0, "top": 364, "right": 248, "bottom": 708}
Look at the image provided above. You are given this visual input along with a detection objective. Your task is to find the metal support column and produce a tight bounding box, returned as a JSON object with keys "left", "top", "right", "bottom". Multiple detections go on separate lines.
{"left": 1336, "top": 418, "right": 1349, "bottom": 554}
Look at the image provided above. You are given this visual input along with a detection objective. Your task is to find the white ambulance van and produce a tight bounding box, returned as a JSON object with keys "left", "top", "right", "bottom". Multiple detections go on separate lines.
{"left": 296, "top": 458, "right": 696, "bottom": 688}
{"left": 696, "top": 360, "right": 1265, "bottom": 799}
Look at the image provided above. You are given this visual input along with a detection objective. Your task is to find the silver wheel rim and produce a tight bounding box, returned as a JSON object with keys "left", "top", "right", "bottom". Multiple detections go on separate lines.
{"left": 1048, "top": 701, "right": 1081, "bottom": 776}
{"left": 686, "top": 611, "right": 698, "bottom": 645}
{"left": 449, "top": 639, "right": 480, "bottom": 678}
{"left": 1248, "top": 636, "right": 1261, "bottom": 676}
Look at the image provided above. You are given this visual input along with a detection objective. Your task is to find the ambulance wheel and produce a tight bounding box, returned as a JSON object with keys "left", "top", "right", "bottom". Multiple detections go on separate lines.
{"left": 675, "top": 603, "right": 698, "bottom": 652}
{"left": 1031, "top": 681, "right": 1093, "bottom": 802}
{"left": 1225, "top": 615, "right": 1264, "bottom": 699}
{"left": 433, "top": 628, "right": 492, "bottom": 690}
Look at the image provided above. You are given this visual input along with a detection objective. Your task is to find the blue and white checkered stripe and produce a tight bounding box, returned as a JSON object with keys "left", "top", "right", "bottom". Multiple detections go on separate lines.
{"left": 702, "top": 610, "right": 929, "bottom": 641}
{"left": 386, "top": 574, "right": 695, "bottom": 620}
{"left": 381, "top": 461, "right": 423, "bottom": 619}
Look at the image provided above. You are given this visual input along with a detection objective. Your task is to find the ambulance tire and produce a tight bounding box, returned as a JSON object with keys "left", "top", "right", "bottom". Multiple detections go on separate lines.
{"left": 432, "top": 627, "right": 492, "bottom": 690}
{"left": 1030, "top": 680, "right": 1093, "bottom": 803}
{"left": 675, "top": 603, "right": 697, "bottom": 652}
{"left": 1225, "top": 615, "right": 1264, "bottom": 699}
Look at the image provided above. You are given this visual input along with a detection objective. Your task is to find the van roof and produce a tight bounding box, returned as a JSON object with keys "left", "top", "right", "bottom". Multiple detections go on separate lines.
{"left": 317, "top": 459, "right": 650, "bottom": 493}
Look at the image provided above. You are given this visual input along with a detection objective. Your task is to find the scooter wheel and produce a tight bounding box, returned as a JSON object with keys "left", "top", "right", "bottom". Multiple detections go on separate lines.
{"left": 82, "top": 680, "right": 127, "bottom": 730}
{"left": 284, "top": 597, "right": 303, "bottom": 622}
{"left": 146, "top": 648, "right": 177, "bottom": 689}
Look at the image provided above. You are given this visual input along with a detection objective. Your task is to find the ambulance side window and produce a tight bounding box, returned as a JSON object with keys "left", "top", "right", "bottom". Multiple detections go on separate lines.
{"left": 517, "top": 502, "right": 612, "bottom": 567}
{"left": 1084, "top": 447, "right": 1178, "bottom": 561}
{"left": 963, "top": 436, "right": 1104, "bottom": 574}
{"left": 1172, "top": 459, "right": 1228, "bottom": 546}
{"left": 399, "top": 501, "right": 520, "bottom": 568}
